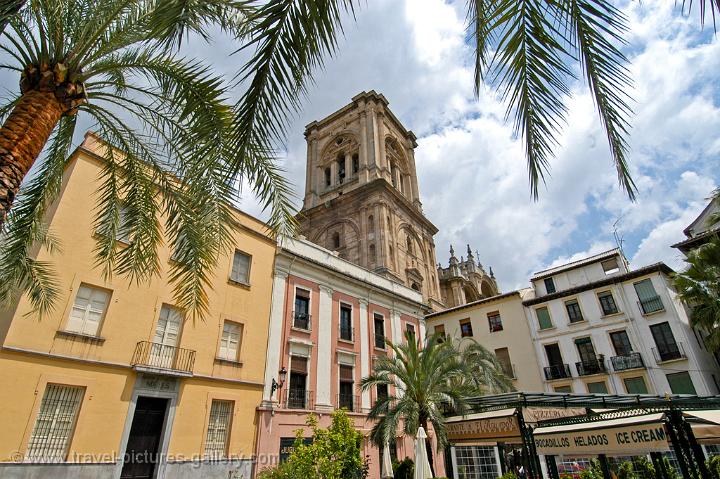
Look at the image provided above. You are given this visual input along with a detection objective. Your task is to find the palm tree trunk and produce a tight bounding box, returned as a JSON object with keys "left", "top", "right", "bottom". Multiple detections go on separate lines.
{"left": 0, "top": 90, "right": 64, "bottom": 228}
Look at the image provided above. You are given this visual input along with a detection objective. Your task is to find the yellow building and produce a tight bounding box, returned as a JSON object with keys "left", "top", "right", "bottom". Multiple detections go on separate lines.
{"left": 0, "top": 133, "right": 276, "bottom": 479}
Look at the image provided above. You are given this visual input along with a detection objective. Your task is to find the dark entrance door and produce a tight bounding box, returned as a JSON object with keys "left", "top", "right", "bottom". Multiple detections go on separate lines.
{"left": 121, "top": 396, "right": 168, "bottom": 479}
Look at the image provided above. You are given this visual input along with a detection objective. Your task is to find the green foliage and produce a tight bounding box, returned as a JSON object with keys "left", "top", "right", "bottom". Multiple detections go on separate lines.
{"left": 707, "top": 454, "right": 720, "bottom": 479}
{"left": 617, "top": 457, "right": 655, "bottom": 479}
{"left": 578, "top": 459, "right": 603, "bottom": 479}
{"left": 361, "top": 333, "right": 514, "bottom": 452}
{"left": 257, "top": 410, "right": 367, "bottom": 479}
{"left": 499, "top": 473, "right": 518, "bottom": 479}
{"left": 393, "top": 457, "right": 414, "bottom": 479}
{"left": 673, "top": 235, "right": 720, "bottom": 351}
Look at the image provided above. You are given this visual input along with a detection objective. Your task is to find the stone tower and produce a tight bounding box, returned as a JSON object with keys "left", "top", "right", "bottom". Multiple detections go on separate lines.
{"left": 298, "top": 91, "right": 443, "bottom": 310}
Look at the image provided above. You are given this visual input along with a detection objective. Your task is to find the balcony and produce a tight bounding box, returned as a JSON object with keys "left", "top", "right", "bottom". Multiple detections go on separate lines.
{"left": 652, "top": 342, "right": 687, "bottom": 363}
{"left": 337, "top": 393, "right": 359, "bottom": 412}
{"left": 544, "top": 364, "right": 572, "bottom": 380}
{"left": 131, "top": 341, "right": 195, "bottom": 376}
{"left": 284, "top": 388, "right": 313, "bottom": 410}
{"left": 293, "top": 311, "right": 311, "bottom": 331}
{"left": 576, "top": 357, "right": 608, "bottom": 376}
{"left": 374, "top": 333, "right": 386, "bottom": 349}
{"left": 611, "top": 352, "right": 645, "bottom": 371}
{"left": 339, "top": 325, "right": 354, "bottom": 342}
{"left": 638, "top": 296, "right": 664, "bottom": 315}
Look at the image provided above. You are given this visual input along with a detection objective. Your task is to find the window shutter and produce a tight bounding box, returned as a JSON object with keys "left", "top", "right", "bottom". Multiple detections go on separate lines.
{"left": 290, "top": 356, "right": 308, "bottom": 374}
{"left": 339, "top": 365, "right": 354, "bottom": 382}
{"left": 231, "top": 251, "right": 251, "bottom": 283}
{"left": 624, "top": 377, "right": 648, "bottom": 394}
{"left": 536, "top": 308, "right": 552, "bottom": 330}
{"left": 633, "top": 279, "right": 657, "bottom": 301}
{"left": 219, "top": 322, "right": 241, "bottom": 360}
{"left": 67, "top": 285, "right": 109, "bottom": 336}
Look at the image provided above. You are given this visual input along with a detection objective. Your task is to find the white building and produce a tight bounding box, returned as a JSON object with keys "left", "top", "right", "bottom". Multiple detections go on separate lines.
{"left": 523, "top": 249, "right": 720, "bottom": 397}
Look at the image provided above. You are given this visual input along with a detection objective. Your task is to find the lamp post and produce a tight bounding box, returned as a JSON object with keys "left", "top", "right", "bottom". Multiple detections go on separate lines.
{"left": 271, "top": 367, "right": 287, "bottom": 396}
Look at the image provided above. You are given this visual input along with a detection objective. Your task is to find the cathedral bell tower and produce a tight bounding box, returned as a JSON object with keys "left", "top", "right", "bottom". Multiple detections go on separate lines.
{"left": 298, "top": 91, "right": 443, "bottom": 310}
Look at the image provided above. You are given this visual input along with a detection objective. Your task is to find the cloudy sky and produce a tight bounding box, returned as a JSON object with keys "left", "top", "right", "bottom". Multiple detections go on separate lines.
{"left": 5, "top": 0, "right": 718, "bottom": 293}
{"left": 229, "top": 0, "right": 719, "bottom": 292}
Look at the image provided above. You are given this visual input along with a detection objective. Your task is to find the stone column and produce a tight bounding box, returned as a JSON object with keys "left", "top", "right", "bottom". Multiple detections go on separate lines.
{"left": 330, "top": 161, "right": 337, "bottom": 188}
{"left": 358, "top": 298, "right": 370, "bottom": 411}
{"left": 407, "top": 144, "right": 421, "bottom": 207}
{"left": 377, "top": 111, "right": 387, "bottom": 173}
{"left": 345, "top": 152, "right": 352, "bottom": 181}
{"left": 316, "top": 284, "right": 334, "bottom": 410}
{"left": 262, "top": 270, "right": 288, "bottom": 406}
{"left": 367, "top": 103, "right": 377, "bottom": 171}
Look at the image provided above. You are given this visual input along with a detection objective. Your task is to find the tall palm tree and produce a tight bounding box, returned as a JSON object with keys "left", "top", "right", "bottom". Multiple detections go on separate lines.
{"left": 360, "top": 333, "right": 513, "bottom": 475}
{"left": 673, "top": 237, "right": 720, "bottom": 351}
{"left": 0, "top": 0, "right": 295, "bottom": 318}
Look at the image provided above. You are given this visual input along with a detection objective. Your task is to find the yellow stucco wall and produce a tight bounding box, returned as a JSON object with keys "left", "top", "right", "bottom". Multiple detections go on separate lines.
{"left": 0, "top": 133, "right": 276, "bottom": 461}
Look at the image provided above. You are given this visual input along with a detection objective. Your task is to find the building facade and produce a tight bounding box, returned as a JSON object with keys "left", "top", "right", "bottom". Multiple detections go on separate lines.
{"left": 0, "top": 133, "right": 277, "bottom": 479}
{"left": 424, "top": 290, "right": 544, "bottom": 393}
{"left": 524, "top": 249, "right": 720, "bottom": 397}
{"left": 672, "top": 193, "right": 719, "bottom": 254}
{"left": 255, "top": 236, "right": 445, "bottom": 478}
{"left": 298, "top": 91, "right": 444, "bottom": 310}
{"left": 437, "top": 244, "right": 500, "bottom": 309}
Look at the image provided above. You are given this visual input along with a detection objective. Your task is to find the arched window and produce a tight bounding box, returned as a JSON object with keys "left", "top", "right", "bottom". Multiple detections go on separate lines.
{"left": 411, "top": 283, "right": 420, "bottom": 291}
{"left": 406, "top": 236, "right": 413, "bottom": 255}
{"left": 324, "top": 167, "right": 331, "bottom": 187}
{"left": 369, "top": 244, "right": 376, "bottom": 266}
{"left": 332, "top": 232, "right": 341, "bottom": 249}
{"left": 390, "top": 161, "right": 397, "bottom": 188}
{"left": 352, "top": 153, "right": 359, "bottom": 174}
{"left": 337, "top": 154, "right": 346, "bottom": 184}
{"left": 368, "top": 215, "right": 374, "bottom": 233}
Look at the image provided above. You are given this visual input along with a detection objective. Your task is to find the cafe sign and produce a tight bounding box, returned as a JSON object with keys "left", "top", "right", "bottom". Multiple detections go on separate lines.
{"left": 534, "top": 420, "right": 670, "bottom": 456}
{"left": 447, "top": 413, "right": 520, "bottom": 440}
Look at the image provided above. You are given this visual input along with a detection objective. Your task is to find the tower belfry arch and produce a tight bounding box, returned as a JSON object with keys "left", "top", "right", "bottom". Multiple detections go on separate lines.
{"left": 298, "top": 91, "right": 443, "bottom": 310}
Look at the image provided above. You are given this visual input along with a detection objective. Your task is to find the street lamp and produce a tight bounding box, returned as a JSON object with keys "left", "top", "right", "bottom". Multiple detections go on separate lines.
{"left": 271, "top": 367, "right": 287, "bottom": 394}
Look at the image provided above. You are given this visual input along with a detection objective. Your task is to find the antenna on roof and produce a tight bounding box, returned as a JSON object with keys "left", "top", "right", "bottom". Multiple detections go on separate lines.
{"left": 612, "top": 216, "right": 630, "bottom": 270}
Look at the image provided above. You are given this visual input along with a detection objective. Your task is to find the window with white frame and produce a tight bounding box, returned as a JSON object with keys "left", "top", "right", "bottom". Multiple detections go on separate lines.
{"left": 205, "top": 399, "right": 233, "bottom": 458}
{"left": 65, "top": 284, "right": 110, "bottom": 336}
{"left": 26, "top": 384, "right": 84, "bottom": 462}
{"left": 230, "top": 250, "right": 251, "bottom": 284}
{"left": 218, "top": 321, "right": 242, "bottom": 361}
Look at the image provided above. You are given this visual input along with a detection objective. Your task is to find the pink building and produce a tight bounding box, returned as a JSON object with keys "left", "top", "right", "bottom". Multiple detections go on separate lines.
{"left": 255, "top": 236, "right": 446, "bottom": 477}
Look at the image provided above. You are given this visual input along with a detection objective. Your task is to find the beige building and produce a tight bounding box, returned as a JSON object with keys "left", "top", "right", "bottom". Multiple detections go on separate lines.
{"left": 0, "top": 133, "right": 277, "bottom": 479}
{"left": 298, "top": 91, "right": 444, "bottom": 310}
{"left": 424, "top": 290, "right": 544, "bottom": 393}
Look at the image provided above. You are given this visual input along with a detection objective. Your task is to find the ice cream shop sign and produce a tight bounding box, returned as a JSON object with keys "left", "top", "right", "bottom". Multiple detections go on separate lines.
{"left": 533, "top": 413, "right": 670, "bottom": 456}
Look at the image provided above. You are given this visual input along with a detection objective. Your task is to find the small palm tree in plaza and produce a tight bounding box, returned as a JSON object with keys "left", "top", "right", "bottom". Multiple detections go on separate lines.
{"left": 0, "top": 0, "right": 294, "bottom": 318}
{"left": 361, "top": 333, "right": 514, "bottom": 475}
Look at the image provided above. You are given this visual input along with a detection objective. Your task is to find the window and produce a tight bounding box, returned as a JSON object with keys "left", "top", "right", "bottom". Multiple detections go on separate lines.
{"left": 634, "top": 279, "right": 664, "bottom": 314}
{"left": 666, "top": 372, "right": 697, "bottom": 395}
{"left": 352, "top": 154, "right": 359, "bottom": 174}
{"left": 332, "top": 232, "right": 341, "bottom": 249}
{"left": 433, "top": 324, "right": 445, "bottom": 340}
{"left": 374, "top": 314, "right": 385, "bottom": 349}
{"left": 565, "top": 299, "right": 584, "bottom": 323}
{"left": 205, "top": 400, "right": 233, "bottom": 458}
{"left": 587, "top": 381, "right": 608, "bottom": 394}
{"left": 218, "top": 321, "right": 242, "bottom": 361}
{"left": 376, "top": 384, "right": 388, "bottom": 403}
{"left": 406, "top": 323, "right": 416, "bottom": 341}
{"left": 369, "top": 244, "right": 377, "bottom": 266}
{"left": 288, "top": 356, "right": 309, "bottom": 409}
{"left": 66, "top": 284, "right": 110, "bottom": 336}
{"left": 339, "top": 304, "right": 353, "bottom": 341}
{"left": 650, "top": 322, "right": 681, "bottom": 361}
{"left": 26, "top": 384, "right": 84, "bottom": 461}
{"left": 454, "top": 445, "right": 499, "bottom": 478}
{"left": 339, "top": 365, "right": 355, "bottom": 411}
{"left": 406, "top": 235, "right": 413, "bottom": 255}
{"left": 554, "top": 385, "right": 572, "bottom": 393}
{"left": 598, "top": 291, "right": 619, "bottom": 315}
{"left": 610, "top": 330, "right": 633, "bottom": 357}
{"left": 487, "top": 311, "right": 503, "bottom": 332}
{"left": 337, "top": 155, "right": 346, "bottom": 183}
{"left": 460, "top": 319, "right": 473, "bottom": 337}
{"left": 601, "top": 258, "right": 620, "bottom": 274}
{"left": 575, "top": 337, "right": 597, "bottom": 365}
{"left": 294, "top": 289, "right": 311, "bottom": 330}
{"left": 536, "top": 307, "right": 553, "bottom": 330}
{"left": 494, "top": 347, "right": 514, "bottom": 378}
{"left": 324, "top": 167, "right": 331, "bottom": 187}
{"left": 230, "top": 250, "right": 251, "bottom": 284}
{"left": 624, "top": 376, "right": 649, "bottom": 394}
{"left": 544, "top": 277, "right": 556, "bottom": 294}
{"left": 368, "top": 215, "right": 375, "bottom": 233}
{"left": 99, "top": 204, "right": 131, "bottom": 242}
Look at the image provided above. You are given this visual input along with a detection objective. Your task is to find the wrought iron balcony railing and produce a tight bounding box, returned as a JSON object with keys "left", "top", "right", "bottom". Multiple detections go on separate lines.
{"left": 131, "top": 341, "right": 195, "bottom": 375}
{"left": 337, "top": 393, "right": 359, "bottom": 412}
{"left": 611, "top": 352, "right": 645, "bottom": 371}
{"left": 638, "top": 296, "right": 664, "bottom": 315}
{"left": 544, "top": 364, "right": 572, "bottom": 380}
{"left": 284, "top": 388, "right": 313, "bottom": 410}
{"left": 576, "top": 357, "right": 608, "bottom": 376}
{"left": 652, "top": 342, "right": 687, "bottom": 363}
{"left": 293, "top": 311, "right": 311, "bottom": 331}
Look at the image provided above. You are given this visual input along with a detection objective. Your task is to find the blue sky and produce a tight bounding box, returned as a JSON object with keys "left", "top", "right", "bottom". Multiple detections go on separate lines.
{"left": 3, "top": 0, "right": 718, "bottom": 292}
